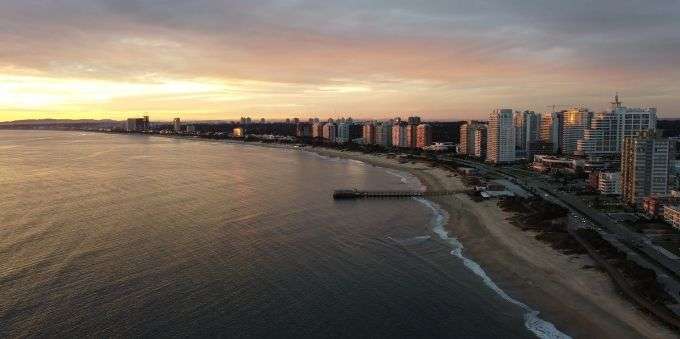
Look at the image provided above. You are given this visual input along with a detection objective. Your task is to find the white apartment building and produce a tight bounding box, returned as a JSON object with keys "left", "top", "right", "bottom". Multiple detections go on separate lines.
{"left": 487, "top": 109, "right": 516, "bottom": 163}
{"left": 577, "top": 95, "right": 657, "bottom": 156}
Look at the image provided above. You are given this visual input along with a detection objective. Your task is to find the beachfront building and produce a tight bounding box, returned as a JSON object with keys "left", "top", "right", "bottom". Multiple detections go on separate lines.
{"left": 232, "top": 127, "right": 245, "bottom": 138}
{"left": 375, "top": 122, "right": 393, "bottom": 147}
{"left": 312, "top": 122, "right": 325, "bottom": 139}
{"left": 474, "top": 126, "right": 487, "bottom": 159}
{"left": 577, "top": 95, "right": 657, "bottom": 156}
{"left": 562, "top": 107, "right": 594, "bottom": 154}
{"left": 392, "top": 123, "right": 407, "bottom": 148}
{"left": 459, "top": 121, "right": 485, "bottom": 156}
{"left": 598, "top": 172, "right": 621, "bottom": 195}
{"left": 322, "top": 123, "right": 337, "bottom": 142}
{"left": 487, "top": 109, "right": 516, "bottom": 163}
{"left": 125, "top": 116, "right": 149, "bottom": 132}
{"left": 513, "top": 110, "right": 540, "bottom": 157}
{"left": 337, "top": 122, "right": 361, "bottom": 143}
{"left": 295, "top": 122, "right": 313, "bottom": 138}
{"left": 362, "top": 122, "right": 376, "bottom": 145}
{"left": 459, "top": 122, "right": 474, "bottom": 155}
{"left": 424, "top": 142, "right": 456, "bottom": 152}
{"left": 406, "top": 124, "right": 417, "bottom": 149}
{"left": 416, "top": 124, "right": 432, "bottom": 149}
{"left": 621, "top": 131, "right": 674, "bottom": 206}
{"left": 539, "top": 111, "right": 563, "bottom": 153}
{"left": 173, "top": 118, "right": 181, "bottom": 132}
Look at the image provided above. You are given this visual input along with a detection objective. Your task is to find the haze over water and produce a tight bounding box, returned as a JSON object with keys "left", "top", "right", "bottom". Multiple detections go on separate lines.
{"left": 1, "top": 130, "right": 535, "bottom": 337}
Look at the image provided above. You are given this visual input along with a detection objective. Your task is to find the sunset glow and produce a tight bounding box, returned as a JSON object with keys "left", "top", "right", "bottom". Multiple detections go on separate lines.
{"left": 1, "top": 1, "right": 679, "bottom": 121}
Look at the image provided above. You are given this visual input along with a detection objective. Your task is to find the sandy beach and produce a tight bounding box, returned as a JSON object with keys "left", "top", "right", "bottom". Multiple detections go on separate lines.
{"left": 307, "top": 146, "right": 676, "bottom": 339}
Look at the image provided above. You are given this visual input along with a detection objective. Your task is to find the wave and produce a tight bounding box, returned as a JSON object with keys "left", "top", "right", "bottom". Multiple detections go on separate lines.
{"left": 387, "top": 235, "right": 431, "bottom": 246}
{"left": 415, "top": 197, "right": 571, "bottom": 339}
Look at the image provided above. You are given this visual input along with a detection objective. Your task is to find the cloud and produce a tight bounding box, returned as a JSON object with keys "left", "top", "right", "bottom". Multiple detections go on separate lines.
{"left": 0, "top": 0, "right": 679, "bottom": 120}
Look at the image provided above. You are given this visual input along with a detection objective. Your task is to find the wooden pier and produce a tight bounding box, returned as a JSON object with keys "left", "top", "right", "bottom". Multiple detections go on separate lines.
{"left": 333, "top": 189, "right": 462, "bottom": 199}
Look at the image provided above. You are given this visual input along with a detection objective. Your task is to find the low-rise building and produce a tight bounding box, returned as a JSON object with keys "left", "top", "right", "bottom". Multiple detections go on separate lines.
{"left": 664, "top": 205, "right": 680, "bottom": 229}
{"left": 424, "top": 142, "right": 455, "bottom": 152}
{"left": 232, "top": 127, "right": 245, "bottom": 138}
{"left": 598, "top": 172, "right": 621, "bottom": 195}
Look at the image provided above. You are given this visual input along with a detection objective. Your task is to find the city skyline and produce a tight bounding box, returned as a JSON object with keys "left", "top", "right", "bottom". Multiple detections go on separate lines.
{"left": 2, "top": 1, "right": 680, "bottom": 121}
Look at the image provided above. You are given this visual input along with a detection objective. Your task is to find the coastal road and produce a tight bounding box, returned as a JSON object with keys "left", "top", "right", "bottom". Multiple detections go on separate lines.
{"left": 449, "top": 157, "right": 680, "bottom": 304}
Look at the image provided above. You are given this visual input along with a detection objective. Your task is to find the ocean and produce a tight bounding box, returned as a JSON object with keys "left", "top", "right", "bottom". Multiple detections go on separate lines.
{"left": 0, "top": 130, "right": 565, "bottom": 338}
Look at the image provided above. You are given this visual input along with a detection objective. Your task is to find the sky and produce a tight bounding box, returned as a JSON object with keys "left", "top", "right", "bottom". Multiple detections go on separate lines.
{"left": 1, "top": 0, "right": 679, "bottom": 121}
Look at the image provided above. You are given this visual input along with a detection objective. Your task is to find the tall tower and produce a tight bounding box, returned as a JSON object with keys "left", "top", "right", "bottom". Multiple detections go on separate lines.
{"left": 621, "top": 131, "right": 674, "bottom": 206}
{"left": 487, "top": 109, "right": 516, "bottom": 163}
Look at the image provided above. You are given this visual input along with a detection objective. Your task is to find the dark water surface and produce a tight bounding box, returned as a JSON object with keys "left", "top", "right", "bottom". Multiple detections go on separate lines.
{"left": 0, "top": 130, "right": 537, "bottom": 338}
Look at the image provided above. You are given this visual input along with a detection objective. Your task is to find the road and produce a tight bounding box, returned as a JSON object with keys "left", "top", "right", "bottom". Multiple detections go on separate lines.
{"left": 448, "top": 157, "right": 680, "bottom": 304}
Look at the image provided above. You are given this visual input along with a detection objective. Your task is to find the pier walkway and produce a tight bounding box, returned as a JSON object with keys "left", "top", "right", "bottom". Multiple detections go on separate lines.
{"left": 333, "top": 189, "right": 464, "bottom": 199}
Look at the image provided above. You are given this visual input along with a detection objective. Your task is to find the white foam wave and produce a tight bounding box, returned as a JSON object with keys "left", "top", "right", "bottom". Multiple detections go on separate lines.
{"left": 415, "top": 197, "right": 571, "bottom": 339}
{"left": 387, "top": 235, "right": 431, "bottom": 246}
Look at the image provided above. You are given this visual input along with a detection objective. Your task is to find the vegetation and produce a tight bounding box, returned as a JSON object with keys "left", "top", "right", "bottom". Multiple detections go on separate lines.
{"left": 497, "top": 197, "right": 586, "bottom": 254}
{"left": 576, "top": 229, "right": 674, "bottom": 306}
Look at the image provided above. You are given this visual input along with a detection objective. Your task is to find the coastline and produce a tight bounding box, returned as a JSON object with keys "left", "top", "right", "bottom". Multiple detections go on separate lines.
{"left": 305, "top": 146, "right": 675, "bottom": 339}
{"left": 9, "top": 130, "right": 674, "bottom": 337}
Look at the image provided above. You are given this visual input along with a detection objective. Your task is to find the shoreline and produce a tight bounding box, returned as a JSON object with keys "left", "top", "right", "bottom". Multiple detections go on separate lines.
{"left": 305, "top": 147, "right": 675, "bottom": 338}
{"left": 9, "top": 130, "right": 675, "bottom": 337}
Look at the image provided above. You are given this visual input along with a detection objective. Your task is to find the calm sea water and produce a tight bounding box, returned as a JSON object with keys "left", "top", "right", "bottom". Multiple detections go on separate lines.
{"left": 0, "top": 130, "right": 556, "bottom": 338}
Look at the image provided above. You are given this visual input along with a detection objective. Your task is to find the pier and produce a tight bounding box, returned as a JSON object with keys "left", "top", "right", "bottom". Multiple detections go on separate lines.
{"left": 333, "top": 189, "right": 462, "bottom": 199}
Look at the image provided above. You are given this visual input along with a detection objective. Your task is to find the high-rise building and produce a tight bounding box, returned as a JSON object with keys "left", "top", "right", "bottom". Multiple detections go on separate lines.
{"left": 562, "top": 107, "right": 593, "bottom": 154}
{"left": 487, "top": 109, "right": 516, "bottom": 163}
{"left": 375, "top": 122, "right": 393, "bottom": 147}
{"left": 416, "top": 124, "right": 432, "bottom": 149}
{"left": 513, "top": 111, "right": 527, "bottom": 152}
{"left": 474, "top": 126, "right": 487, "bottom": 159}
{"left": 459, "top": 123, "right": 471, "bottom": 155}
{"left": 621, "top": 131, "right": 674, "bottom": 205}
{"left": 312, "top": 122, "right": 325, "bottom": 138}
{"left": 459, "top": 121, "right": 485, "bottom": 155}
{"left": 524, "top": 111, "right": 541, "bottom": 157}
{"left": 363, "top": 123, "right": 376, "bottom": 145}
{"left": 173, "top": 118, "right": 181, "bottom": 132}
{"left": 577, "top": 95, "right": 657, "bottom": 156}
{"left": 295, "top": 122, "right": 312, "bottom": 137}
{"left": 407, "top": 116, "right": 421, "bottom": 125}
{"left": 513, "top": 111, "right": 540, "bottom": 158}
{"left": 125, "top": 117, "right": 149, "bottom": 132}
{"left": 539, "top": 111, "right": 564, "bottom": 153}
{"left": 322, "top": 123, "right": 337, "bottom": 142}
{"left": 392, "top": 123, "right": 408, "bottom": 148}
{"left": 406, "top": 124, "right": 417, "bottom": 148}
{"left": 335, "top": 121, "right": 356, "bottom": 144}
